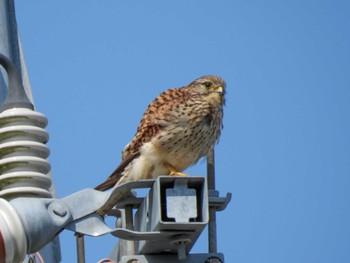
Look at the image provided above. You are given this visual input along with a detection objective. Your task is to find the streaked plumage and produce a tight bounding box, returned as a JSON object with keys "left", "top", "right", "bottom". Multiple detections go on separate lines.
{"left": 95, "top": 75, "right": 226, "bottom": 191}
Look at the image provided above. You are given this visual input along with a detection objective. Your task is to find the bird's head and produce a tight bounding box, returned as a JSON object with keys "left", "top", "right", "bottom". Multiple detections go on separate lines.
{"left": 187, "top": 75, "right": 226, "bottom": 106}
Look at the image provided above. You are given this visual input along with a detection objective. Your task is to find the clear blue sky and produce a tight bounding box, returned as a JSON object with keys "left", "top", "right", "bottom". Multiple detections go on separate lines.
{"left": 14, "top": 0, "right": 350, "bottom": 262}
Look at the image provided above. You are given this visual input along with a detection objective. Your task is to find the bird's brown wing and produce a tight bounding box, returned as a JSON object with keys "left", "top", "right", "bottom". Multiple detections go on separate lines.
{"left": 95, "top": 88, "right": 190, "bottom": 191}
{"left": 121, "top": 88, "right": 190, "bottom": 157}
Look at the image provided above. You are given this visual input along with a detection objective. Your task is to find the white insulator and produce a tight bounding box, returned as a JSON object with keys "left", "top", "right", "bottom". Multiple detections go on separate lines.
{"left": 0, "top": 108, "right": 52, "bottom": 199}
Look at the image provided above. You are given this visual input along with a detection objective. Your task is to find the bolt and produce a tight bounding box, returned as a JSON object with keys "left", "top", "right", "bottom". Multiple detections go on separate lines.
{"left": 52, "top": 201, "right": 68, "bottom": 217}
{"left": 205, "top": 256, "right": 222, "bottom": 263}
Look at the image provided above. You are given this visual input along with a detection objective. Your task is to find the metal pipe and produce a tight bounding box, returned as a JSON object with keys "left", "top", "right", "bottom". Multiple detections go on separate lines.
{"left": 0, "top": 54, "right": 33, "bottom": 110}
{"left": 207, "top": 149, "right": 216, "bottom": 190}
{"left": 76, "top": 234, "right": 85, "bottom": 263}
{"left": 207, "top": 149, "right": 217, "bottom": 253}
{"left": 0, "top": 0, "right": 21, "bottom": 72}
{"left": 124, "top": 205, "right": 135, "bottom": 256}
{"left": 0, "top": 0, "right": 28, "bottom": 105}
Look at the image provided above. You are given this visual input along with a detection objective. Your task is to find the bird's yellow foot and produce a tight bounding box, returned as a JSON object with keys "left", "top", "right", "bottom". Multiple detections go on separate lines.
{"left": 165, "top": 163, "right": 189, "bottom": 176}
{"left": 170, "top": 170, "right": 189, "bottom": 176}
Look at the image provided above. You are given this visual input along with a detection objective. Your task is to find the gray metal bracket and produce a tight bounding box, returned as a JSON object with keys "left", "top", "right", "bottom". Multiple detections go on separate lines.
{"left": 64, "top": 177, "right": 232, "bottom": 241}
{"left": 209, "top": 190, "right": 232, "bottom": 212}
{"left": 65, "top": 212, "right": 188, "bottom": 240}
{"left": 7, "top": 180, "right": 156, "bottom": 253}
{"left": 8, "top": 176, "right": 231, "bottom": 259}
{"left": 8, "top": 188, "right": 109, "bottom": 252}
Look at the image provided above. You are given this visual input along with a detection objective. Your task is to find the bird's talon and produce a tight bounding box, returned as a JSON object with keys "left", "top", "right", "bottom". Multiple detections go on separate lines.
{"left": 166, "top": 163, "right": 189, "bottom": 177}
{"left": 169, "top": 171, "right": 189, "bottom": 176}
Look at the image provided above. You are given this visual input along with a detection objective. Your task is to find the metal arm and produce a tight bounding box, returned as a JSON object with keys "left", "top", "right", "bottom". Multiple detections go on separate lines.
{"left": 0, "top": 176, "right": 231, "bottom": 262}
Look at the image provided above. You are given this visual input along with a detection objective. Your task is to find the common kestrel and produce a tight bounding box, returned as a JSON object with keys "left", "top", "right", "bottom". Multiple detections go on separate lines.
{"left": 95, "top": 75, "right": 226, "bottom": 191}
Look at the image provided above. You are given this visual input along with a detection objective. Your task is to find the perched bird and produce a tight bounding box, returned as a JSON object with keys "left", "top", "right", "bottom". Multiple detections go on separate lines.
{"left": 95, "top": 75, "right": 226, "bottom": 191}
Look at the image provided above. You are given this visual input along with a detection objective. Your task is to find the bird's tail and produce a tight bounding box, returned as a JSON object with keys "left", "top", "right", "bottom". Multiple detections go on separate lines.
{"left": 95, "top": 153, "right": 138, "bottom": 191}
{"left": 95, "top": 174, "right": 121, "bottom": 191}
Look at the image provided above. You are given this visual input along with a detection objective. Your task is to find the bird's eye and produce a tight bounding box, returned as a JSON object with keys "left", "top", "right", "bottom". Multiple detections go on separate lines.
{"left": 203, "top": 82, "right": 212, "bottom": 88}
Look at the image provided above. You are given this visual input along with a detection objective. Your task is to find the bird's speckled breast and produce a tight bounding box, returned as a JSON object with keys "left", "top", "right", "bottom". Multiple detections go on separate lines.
{"left": 151, "top": 96, "right": 223, "bottom": 171}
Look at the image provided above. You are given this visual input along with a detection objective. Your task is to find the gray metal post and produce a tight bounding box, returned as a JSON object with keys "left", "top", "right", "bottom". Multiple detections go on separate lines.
{"left": 124, "top": 205, "right": 136, "bottom": 256}
{"left": 0, "top": 0, "right": 33, "bottom": 104}
{"left": 207, "top": 149, "right": 217, "bottom": 253}
{"left": 0, "top": 0, "right": 21, "bottom": 72}
{"left": 76, "top": 234, "right": 85, "bottom": 263}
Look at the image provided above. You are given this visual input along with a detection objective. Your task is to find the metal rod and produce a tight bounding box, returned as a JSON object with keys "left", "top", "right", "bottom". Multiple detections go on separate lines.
{"left": 0, "top": 0, "right": 21, "bottom": 105}
{"left": 0, "top": 54, "right": 33, "bottom": 111}
{"left": 207, "top": 148, "right": 217, "bottom": 253}
{"left": 0, "top": 0, "right": 21, "bottom": 72}
{"left": 76, "top": 234, "right": 85, "bottom": 263}
{"left": 124, "top": 205, "right": 135, "bottom": 256}
{"left": 207, "top": 149, "right": 215, "bottom": 190}
{"left": 208, "top": 208, "right": 217, "bottom": 253}
{"left": 118, "top": 205, "right": 136, "bottom": 258}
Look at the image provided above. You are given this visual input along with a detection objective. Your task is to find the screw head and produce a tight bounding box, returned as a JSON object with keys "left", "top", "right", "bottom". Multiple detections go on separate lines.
{"left": 51, "top": 201, "right": 68, "bottom": 217}
{"left": 205, "top": 257, "right": 222, "bottom": 263}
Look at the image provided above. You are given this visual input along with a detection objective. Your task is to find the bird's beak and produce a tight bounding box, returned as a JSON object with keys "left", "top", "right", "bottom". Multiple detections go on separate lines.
{"left": 215, "top": 86, "right": 224, "bottom": 94}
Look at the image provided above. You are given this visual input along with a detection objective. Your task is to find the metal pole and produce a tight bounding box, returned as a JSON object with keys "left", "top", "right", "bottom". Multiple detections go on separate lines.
{"left": 207, "top": 148, "right": 217, "bottom": 253}
{"left": 124, "top": 205, "right": 135, "bottom": 256}
{"left": 76, "top": 234, "right": 85, "bottom": 263}
{"left": 0, "top": 0, "right": 34, "bottom": 104}
{"left": 0, "top": 0, "right": 21, "bottom": 70}
{"left": 207, "top": 148, "right": 216, "bottom": 190}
